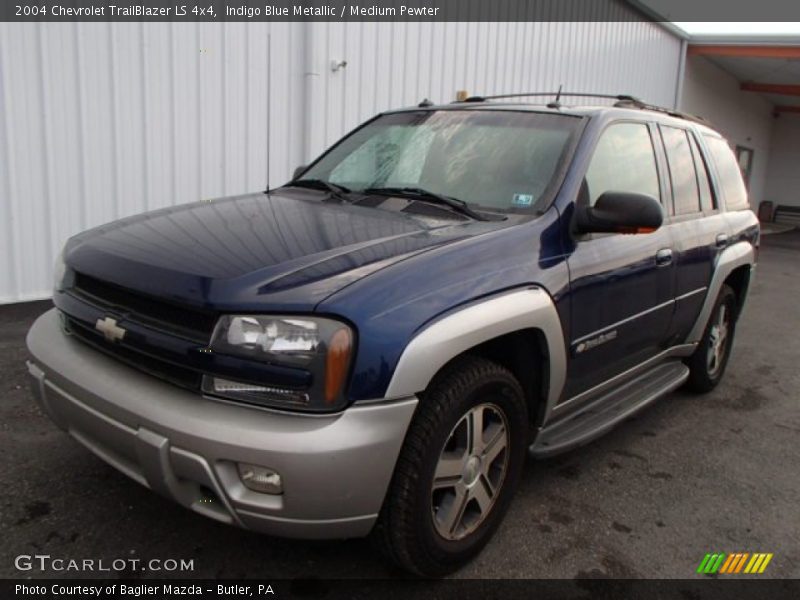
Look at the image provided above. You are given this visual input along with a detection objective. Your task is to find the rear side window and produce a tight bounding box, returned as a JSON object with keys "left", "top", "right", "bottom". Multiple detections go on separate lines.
{"left": 585, "top": 122, "right": 660, "bottom": 206}
{"left": 703, "top": 135, "right": 749, "bottom": 210}
{"left": 660, "top": 126, "right": 701, "bottom": 215}
{"left": 688, "top": 133, "right": 715, "bottom": 210}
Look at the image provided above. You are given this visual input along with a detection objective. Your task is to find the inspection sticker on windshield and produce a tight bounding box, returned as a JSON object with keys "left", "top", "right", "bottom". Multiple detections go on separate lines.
{"left": 512, "top": 193, "right": 534, "bottom": 207}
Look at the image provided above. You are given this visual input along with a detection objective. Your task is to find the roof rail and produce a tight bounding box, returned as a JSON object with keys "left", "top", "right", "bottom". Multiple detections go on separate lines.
{"left": 461, "top": 92, "right": 641, "bottom": 103}
{"left": 612, "top": 97, "right": 708, "bottom": 125}
{"left": 458, "top": 91, "right": 707, "bottom": 125}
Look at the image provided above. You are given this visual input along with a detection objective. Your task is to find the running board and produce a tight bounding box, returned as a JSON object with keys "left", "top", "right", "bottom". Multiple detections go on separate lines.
{"left": 530, "top": 361, "right": 689, "bottom": 458}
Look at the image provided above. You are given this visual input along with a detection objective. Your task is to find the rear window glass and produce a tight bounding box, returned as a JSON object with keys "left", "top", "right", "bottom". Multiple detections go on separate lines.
{"left": 661, "top": 126, "right": 701, "bottom": 215}
{"left": 703, "top": 135, "right": 749, "bottom": 210}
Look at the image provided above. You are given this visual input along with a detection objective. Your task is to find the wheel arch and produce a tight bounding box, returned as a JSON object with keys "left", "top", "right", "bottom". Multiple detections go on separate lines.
{"left": 723, "top": 264, "right": 752, "bottom": 319}
{"left": 448, "top": 328, "right": 549, "bottom": 433}
{"left": 686, "top": 241, "right": 756, "bottom": 344}
{"left": 384, "top": 288, "right": 566, "bottom": 427}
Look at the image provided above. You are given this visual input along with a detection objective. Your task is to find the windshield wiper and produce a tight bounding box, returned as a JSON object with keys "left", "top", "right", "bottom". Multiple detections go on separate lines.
{"left": 362, "top": 186, "right": 492, "bottom": 221}
{"left": 287, "top": 179, "right": 351, "bottom": 202}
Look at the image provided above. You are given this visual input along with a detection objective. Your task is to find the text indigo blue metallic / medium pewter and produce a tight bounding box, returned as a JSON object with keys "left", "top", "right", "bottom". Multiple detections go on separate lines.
{"left": 26, "top": 97, "right": 758, "bottom": 576}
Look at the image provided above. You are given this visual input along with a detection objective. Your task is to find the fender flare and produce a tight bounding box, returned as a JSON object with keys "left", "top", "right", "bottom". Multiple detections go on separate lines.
{"left": 686, "top": 240, "right": 756, "bottom": 344}
{"left": 384, "top": 287, "right": 566, "bottom": 418}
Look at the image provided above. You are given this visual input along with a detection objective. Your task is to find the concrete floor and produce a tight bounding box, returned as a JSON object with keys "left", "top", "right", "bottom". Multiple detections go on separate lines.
{"left": 1, "top": 232, "right": 798, "bottom": 580}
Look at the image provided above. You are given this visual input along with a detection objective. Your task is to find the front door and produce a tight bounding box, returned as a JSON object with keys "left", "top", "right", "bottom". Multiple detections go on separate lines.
{"left": 564, "top": 121, "right": 676, "bottom": 399}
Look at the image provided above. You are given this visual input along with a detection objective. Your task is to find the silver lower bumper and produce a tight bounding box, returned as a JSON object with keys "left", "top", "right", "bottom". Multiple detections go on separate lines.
{"left": 26, "top": 309, "right": 417, "bottom": 539}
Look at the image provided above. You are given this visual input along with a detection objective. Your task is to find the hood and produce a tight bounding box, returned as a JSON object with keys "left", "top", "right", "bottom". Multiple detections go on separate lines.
{"left": 64, "top": 189, "right": 515, "bottom": 311}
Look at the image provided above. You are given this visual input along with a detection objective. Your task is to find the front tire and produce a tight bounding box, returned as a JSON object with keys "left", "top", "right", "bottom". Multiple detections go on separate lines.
{"left": 685, "top": 284, "right": 737, "bottom": 393}
{"left": 373, "top": 356, "right": 528, "bottom": 576}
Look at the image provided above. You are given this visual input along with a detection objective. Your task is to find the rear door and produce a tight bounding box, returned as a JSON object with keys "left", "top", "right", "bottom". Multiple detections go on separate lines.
{"left": 564, "top": 120, "right": 676, "bottom": 398}
{"left": 656, "top": 125, "right": 730, "bottom": 344}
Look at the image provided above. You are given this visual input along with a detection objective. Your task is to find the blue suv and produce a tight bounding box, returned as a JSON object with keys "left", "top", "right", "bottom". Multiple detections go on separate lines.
{"left": 26, "top": 94, "right": 759, "bottom": 575}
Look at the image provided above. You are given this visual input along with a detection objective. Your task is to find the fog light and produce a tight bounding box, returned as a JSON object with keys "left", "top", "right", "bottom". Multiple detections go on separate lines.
{"left": 203, "top": 376, "right": 310, "bottom": 408}
{"left": 237, "top": 463, "right": 283, "bottom": 495}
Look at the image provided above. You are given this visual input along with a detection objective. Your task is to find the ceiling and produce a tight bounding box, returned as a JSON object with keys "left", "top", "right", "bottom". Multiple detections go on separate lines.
{"left": 688, "top": 45, "right": 800, "bottom": 111}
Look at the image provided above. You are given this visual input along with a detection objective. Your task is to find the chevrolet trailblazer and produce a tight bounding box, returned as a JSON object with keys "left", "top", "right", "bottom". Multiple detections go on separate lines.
{"left": 27, "top": 93, "right": 758, "bottom": 575}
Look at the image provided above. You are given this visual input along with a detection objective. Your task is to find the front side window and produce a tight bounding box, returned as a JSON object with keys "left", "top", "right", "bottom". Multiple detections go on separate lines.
{"left": 301, "top": 110, "right": 582, "bottom": 212}
{"left": 584, "top": 122, "right": 660, "bottom": 206}
{"left": 661, "top": 125, "right": 701, "bottom": 215}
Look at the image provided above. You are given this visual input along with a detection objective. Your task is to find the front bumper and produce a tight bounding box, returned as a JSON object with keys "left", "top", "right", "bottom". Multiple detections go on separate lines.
{"left": 26, "top": 309, "right": 417, "bottom": 539}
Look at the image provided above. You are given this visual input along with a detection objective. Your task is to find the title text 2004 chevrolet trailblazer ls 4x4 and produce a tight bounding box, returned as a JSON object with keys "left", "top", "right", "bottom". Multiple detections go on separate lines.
{"left": 27, "top": 93, "right": 758, "bottom": 575}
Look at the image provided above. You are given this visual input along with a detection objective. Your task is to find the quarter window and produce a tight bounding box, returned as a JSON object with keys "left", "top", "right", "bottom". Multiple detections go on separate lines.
{"left": 736, "top": 146, "right": 754, "bottom": 189}
{"left": 704, "top": 135, "right": 749, "bottom": 210}
{"left": 585, "top": 122, "right": 660, "bottom": 206}
{"left": 661, "top": 126, "right": 701, "bottom": 215}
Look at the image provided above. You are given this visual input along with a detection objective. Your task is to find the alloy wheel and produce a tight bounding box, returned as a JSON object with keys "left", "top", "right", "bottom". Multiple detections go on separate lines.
{"left": 431, "top": 403, "right": 509, "bottom": 541}
{"left": 707, "top": 303, "right": 730, "bottom": 377}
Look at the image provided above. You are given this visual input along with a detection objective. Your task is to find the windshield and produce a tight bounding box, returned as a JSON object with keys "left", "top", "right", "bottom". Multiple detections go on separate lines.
{"left": 297, "top": 110, "right": 582, "bottom": 213}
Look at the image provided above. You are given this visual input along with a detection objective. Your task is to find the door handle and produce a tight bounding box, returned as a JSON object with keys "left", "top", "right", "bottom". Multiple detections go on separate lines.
{"left": 655, "top": 248, "right": 673, "bottom": 266}
{"left": 716, "top": 233, "right": 729, "bottom": 248}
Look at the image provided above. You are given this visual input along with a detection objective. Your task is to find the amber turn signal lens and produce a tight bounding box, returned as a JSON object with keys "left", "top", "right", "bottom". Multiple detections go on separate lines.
{"left": 617, "top": 225, "right": 657, "bottom": 234}
{"left": 325, "top": 328, "right": 352, "bottom": 404}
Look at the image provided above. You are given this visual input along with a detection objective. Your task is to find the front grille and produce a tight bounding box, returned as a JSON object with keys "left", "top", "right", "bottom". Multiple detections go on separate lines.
{"left": 71, "top": 272, "right": 217, "bottom": 343}
{"left": 66, "top": 316, "right": 202, "bottom": 391}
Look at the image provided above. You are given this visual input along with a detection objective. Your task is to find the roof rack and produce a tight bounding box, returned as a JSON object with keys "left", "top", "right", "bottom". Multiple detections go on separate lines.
{"left": 461, "top": 92, "right": 641, "bottom": 104}
{"left": 612, "top": 97, "right": 708, "bottom": 125}
{"left": 458, "top": 91, "right": 708, "bottom": 125}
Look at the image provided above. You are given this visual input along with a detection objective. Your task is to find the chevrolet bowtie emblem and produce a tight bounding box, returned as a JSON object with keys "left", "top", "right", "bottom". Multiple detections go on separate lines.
{"left": 95, "top": 317, "right": 126, "bottom": 343}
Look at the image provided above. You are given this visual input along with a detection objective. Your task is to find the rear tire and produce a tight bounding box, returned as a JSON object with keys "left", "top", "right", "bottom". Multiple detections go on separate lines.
{"left": 685, "top": 284, "right": 737, "bottom": 393}
{"left": 372, "top": 355, "right": 528, "bottom": 577}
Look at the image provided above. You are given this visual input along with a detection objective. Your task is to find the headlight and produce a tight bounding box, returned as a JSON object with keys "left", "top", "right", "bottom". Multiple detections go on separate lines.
{"left": 203, "top": 315, "right": 354, "bottom": 412}
{"left": 53, "top": 249, "right": 67, "bottom": 292}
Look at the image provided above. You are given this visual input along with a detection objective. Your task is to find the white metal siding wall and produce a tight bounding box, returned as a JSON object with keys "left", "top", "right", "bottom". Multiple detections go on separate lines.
{"left": 0, "top": 16, "right": 681, "bottom": 303}
{"left": 0, "top": 22, "right": 305, "bottom": 302}
{"left": 309, "top": 19, "right": 681, "bottom": 156}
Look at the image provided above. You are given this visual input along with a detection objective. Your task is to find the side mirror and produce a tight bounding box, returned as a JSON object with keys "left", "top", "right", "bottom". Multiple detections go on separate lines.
{"left": 576, "top": 191, "right": 663, "bottom": 234}
{"left": 292, "top": 165, "right": 307, "bottom": 180}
